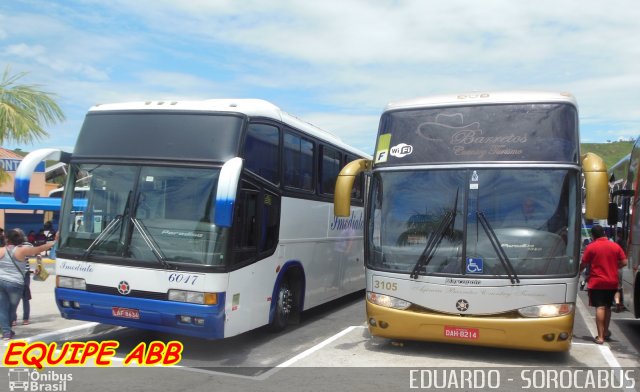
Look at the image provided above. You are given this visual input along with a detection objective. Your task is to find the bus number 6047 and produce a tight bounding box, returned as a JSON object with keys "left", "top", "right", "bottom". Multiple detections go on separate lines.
{"left": 168, "top": 273, "right": 198, "bottom": 285}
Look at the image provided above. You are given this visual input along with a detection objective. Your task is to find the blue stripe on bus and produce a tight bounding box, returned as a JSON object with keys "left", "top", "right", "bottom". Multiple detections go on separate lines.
{"left": 14, "top": 178, "right": 31, "bottom": 203}
{"left": 269, "top": 260, "right": 306, "bottom": 324}
{"left": 14, "top": 148, "right": 64, "bottom": 203}
{"left": 55, "top": 288, "right": 226, "bottom": 340}
{"left": 214, "top": 197, "right": 234, "bottom": 227}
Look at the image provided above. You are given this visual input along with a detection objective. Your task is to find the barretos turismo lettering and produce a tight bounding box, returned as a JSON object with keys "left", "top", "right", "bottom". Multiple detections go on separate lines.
{"left": 3, "top": 341, "right": 183, "bottom": 369}
{"left": 450, "top": 129, "right": 526, "bottom": 159}
{"left": 450, "top": 130, "right": 527, "bottom": 145}
{"left": 330, "top": 211, "right": 364, "bottom": 231}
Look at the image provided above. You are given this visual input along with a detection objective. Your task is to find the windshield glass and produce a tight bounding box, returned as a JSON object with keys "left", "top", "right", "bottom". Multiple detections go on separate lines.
{"left": 59, "top": 164, "right": 227, "bottom": 267}
{"left": 369, "top": 168, "right": 578, "bottom": 278}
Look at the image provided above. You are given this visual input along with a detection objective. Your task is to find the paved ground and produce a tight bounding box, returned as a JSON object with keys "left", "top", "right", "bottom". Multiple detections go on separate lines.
{"left": 6, "top": 259, "right": 114, "bottom": 344}
{"left": 3, "top": 260, "right": 638, "bottom": 373}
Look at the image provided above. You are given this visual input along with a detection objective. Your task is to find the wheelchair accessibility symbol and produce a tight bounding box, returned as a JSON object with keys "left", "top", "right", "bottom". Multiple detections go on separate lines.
{"left": 466, "top": 258, "right": 483, "bottom": 274}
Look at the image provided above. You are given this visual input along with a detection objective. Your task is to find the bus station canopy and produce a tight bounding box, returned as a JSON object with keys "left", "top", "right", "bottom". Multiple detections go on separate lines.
{"left": 0, "top": 196, "right": 86, "bottom": 211}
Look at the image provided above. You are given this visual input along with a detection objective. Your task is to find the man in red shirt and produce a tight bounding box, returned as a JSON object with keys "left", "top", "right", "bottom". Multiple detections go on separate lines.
{"left": 580, "top": 224, "right": 627, "bottom": 344}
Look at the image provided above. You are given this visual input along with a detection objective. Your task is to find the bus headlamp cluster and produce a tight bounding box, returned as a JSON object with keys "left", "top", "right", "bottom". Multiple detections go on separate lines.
{"left": 56, "top": 276, "right": 86, "bottom": 290}
{"left": 518, "top": 303, "right": 573, "bottom": 318}
{"left": 168, "top": 289, "right": 217, "bottom": 305}
{"left": 367, "top": 292, "right": 410, "bottom": 310}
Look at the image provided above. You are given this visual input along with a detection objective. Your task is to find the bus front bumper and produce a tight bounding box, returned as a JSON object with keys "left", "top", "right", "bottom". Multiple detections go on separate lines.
{"left": 366, "top": 300, "right": 574, "bottom": 352}
{"left": 56, "top": 288, "right": 225, "bottom": 339}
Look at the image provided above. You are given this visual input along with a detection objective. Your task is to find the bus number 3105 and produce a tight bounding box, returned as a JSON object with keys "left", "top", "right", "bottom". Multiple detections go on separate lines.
{"left": 373, "top": 280, "right": 397, "bottom": 291}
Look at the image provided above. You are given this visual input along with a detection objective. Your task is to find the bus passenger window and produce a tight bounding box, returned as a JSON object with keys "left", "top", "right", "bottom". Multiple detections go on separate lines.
{"left": 243, "top": 123, "right": 280, "bottom": 185}
{"left": 320, "top": 146, "right": 341, "bottom": 195}
{"left": 284, "top": 132, "right": 314, "bottom": 191}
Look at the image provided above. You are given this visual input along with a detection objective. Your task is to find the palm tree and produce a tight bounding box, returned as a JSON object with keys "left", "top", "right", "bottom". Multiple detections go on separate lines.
{"left": 0, "top": 66, "right": 65, "bottom": 182}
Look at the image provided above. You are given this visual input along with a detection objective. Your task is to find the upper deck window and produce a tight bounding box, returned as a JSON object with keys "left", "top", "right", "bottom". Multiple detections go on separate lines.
{"left": 375, "top": 103, "right": 578, "bottom": 166}
{"left": 74, "top": 112, "right": 244, "bottom": 162}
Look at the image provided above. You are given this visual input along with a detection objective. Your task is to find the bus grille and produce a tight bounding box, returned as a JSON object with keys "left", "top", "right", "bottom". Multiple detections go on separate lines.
{"left": 85, "top": 284, "right": 168, "bottom": 300}
{"left": 407, "top": 304, "right": 521, "bottom": 318}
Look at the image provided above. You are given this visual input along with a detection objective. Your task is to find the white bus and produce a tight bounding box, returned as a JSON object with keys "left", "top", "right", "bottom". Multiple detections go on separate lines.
{"left": 48, "top": 186, "right": 89, "bottom": 199}
{"left": 334, "top": 92, "right": 609, "bottom": 351}
{"left": 608, "top": 139, "right": 639, "bottom": 318}
{"left": 15, "top": 99, "right": 369, "bottom": 339}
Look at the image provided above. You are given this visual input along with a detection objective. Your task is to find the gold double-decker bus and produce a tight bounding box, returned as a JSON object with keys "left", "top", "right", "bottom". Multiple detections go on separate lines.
{"left": 335, "top": 92, "right": 608, "bottom": 351}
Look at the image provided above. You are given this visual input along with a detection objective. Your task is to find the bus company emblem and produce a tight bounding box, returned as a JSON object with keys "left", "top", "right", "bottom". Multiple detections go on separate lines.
{"left": 389, "top": 143, "right": 413, "bottom": 158}
{"left": 117, "top": 280, "right": 131, "bottom": 295}
{"left": 456, "top": 299, "right": 469, "bottom": 312}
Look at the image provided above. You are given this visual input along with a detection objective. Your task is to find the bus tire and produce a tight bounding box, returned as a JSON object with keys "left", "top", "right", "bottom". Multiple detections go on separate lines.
{"left": 269, "top": 279, "right": 294, "bottom": 332}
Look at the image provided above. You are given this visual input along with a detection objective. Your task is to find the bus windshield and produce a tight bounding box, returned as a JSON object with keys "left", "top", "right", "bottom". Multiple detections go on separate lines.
{"left": 59, "top": 163, "right": 227, "bottom": 267}
{"left": 369, "top": 168, "right": 578, "bottom": 278}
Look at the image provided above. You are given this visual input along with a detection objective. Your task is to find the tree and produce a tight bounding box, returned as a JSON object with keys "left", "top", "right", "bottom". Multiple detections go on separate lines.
{"left": 0, "top": 66, "right": 65, "bottom": 183}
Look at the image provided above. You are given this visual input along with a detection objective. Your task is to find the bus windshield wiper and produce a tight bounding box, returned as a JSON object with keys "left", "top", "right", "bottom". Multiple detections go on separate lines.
{"left": 476, "top": 211, "right": 520, "bottom": 284}
{"left": 83, "top": 190, "right": 131, "bottom": 259}
{"left": 410, "top": 189, "right": 459, "bottom": 279}
{"left": 82, "top": 215, "right": 122, "bottom": 258}
{"left": 130, "top": 217, "right": 173, "bottom": 269}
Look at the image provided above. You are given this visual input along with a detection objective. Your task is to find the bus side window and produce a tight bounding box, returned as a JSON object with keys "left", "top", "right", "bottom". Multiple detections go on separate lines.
{"left": 232, "top": 182, "right": 259, "bottom": 265}
{"left": 320, "top": 145, "right": 341, "bottom": 195}
{"left": 284, "top": 131, "right": 314, "bottom": 192}
{"left": 232, "top": 182, "right": 280, "bottom": 264}
{"left": 243, "top": 123, "right": 280, "bottom": 185}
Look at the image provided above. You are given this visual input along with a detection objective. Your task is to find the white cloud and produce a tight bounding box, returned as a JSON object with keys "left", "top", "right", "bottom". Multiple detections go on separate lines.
{"left": 1, "top": 0, "right": 639, "bottom": 151}
{"left": 301, "top": 112, "right": 380, "bottom": 153}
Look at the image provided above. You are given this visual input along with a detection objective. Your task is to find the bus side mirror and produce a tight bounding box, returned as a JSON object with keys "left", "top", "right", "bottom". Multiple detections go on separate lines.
{"left": 14, "top": 148, "right": 69, "bottom": 203}
{"left": 607, "top": 202, "right": 619, "bottom": 226}
{"left": 334, "top": 159, "right": 372, "bottom": 217}
{"left": 214, "top": 157, "right": 243, "bottom": 228}
{"left": 581, "top": 153, "right": 609, "bottom": 219}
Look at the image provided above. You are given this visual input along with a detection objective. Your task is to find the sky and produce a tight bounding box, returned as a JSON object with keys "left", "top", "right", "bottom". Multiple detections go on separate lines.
{"left": 1, "top": 0, "right": 639, "bottom": 154}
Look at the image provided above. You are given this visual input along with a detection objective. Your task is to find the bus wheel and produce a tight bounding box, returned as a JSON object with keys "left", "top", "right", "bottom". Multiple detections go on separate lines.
{"left": 270, "top": 280, "right": 294, "bottom": 332}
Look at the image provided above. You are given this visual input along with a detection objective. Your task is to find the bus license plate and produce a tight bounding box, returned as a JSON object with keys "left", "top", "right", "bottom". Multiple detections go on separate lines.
{"left": 444, "top": 325, "right": 479, "bottom": 340}
{"left": 112, "top": 307, "right": 140, "bottom": 319}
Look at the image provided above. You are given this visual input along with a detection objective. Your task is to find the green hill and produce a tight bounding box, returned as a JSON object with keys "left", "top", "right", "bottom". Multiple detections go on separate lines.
{"left": 581, "top": 141, "right": 634, "bottom": 170}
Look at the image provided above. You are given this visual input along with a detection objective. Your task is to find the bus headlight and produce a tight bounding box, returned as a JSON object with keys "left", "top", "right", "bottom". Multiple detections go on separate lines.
{"left": 367, "top": 292, "right": 411, "bottom": 310}
{"left": 518, "top": 303, "right": 574, "bottom": 318}
{"left": 168, "top": 289, "right": 217, "bottom": 305}
{"left": 56, "top": 276, "right": 86, "bottom": 290}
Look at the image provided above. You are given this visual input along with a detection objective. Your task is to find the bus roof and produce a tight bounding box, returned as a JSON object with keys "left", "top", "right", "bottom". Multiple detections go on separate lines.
{"left": 89, "top": 99, "right": 370, "bottom": 158}
{"left": 384, "top": 91, "right": 577, "bottom": 112}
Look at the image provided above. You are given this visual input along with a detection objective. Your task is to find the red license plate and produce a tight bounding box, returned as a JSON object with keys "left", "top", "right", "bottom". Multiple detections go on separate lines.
{"left": 112, "top": 307, "right": 140, "bottom": 319}
{"left": 444, "top": 325, "right": 479, "bottom": 340}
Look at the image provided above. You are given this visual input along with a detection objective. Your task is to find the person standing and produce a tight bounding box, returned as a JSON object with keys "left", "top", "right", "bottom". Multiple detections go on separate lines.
{"left": 580, "top": 224, "right": 627, "bottom": 344}
{"left": 613, "top": 228, "right": 626, "bottom": 312}
{"left": 12, "top": 248, "right": 35, "bottom": 327}
{"left": 0, "top": 229, "right": 56, "bottom": 340}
